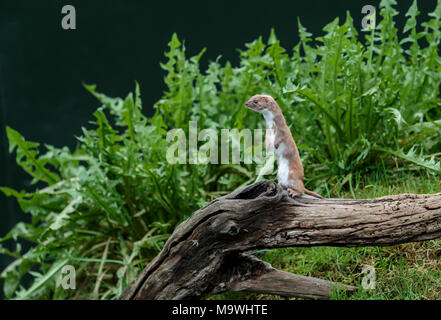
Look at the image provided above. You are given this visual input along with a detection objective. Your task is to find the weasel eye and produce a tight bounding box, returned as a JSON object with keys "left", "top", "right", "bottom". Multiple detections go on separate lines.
{"left": 253, "top": 99, "right": 258, "bottom": 104}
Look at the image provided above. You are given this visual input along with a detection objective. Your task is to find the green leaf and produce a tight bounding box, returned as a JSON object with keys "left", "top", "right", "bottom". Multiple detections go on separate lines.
{"left": 13, "top": 259, "right": 69, "bottom": 300}
{"left": 6, "top": 127, "right": 59, "bottom": 185}
{"left": 49, "top": 196, "right": 82, "bottom": 231}
{"left": 377, "top": 146, "right": 441, "bottom": 174}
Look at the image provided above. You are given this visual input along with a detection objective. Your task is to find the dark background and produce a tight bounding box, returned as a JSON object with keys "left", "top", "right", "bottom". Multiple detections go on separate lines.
{"left": 0, "top": 0, "right": 437, "bottom": 298}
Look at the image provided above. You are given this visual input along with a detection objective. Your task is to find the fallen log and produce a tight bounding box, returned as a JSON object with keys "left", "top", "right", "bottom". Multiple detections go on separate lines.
{"left": 119, "top": 180, "right": 441, "bottom": 300}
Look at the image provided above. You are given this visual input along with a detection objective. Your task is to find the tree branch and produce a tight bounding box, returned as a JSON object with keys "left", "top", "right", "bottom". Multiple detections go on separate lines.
{"left": 119, "top": 180, "right": 441, "bottom": 300}
{"left": 207, "top": 253, "right": 357, "bottom": 299}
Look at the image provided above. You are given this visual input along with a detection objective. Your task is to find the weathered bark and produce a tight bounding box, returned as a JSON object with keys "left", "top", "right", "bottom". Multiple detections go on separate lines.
{"left": 120, "top": 180, "right": 441, "bottom": 300}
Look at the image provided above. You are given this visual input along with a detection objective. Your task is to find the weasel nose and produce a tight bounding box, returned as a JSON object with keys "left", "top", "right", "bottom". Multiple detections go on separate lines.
{"left": 245, "top": 101, "right": 251, "bottom": 107}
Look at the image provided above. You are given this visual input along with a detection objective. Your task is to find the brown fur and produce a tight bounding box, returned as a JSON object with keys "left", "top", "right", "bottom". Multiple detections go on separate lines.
{"left": 245, "top": 94, "right": 322, "bottom": 199}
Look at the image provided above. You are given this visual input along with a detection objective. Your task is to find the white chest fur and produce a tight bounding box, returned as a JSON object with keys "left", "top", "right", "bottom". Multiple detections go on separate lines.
{"left": 262, "top": 110, "right": 275, "bottom": 149}
{"left": 261, "top": 110, "right": 291, "bottom": 185}
{"left": 262, "top": 110, "right": 275, "bottom": 129}
{"left": 276, "top": 143, "right": 290, "bottom": 185}
{"left": 266, "top": 128, "right": 275, "bottom": 149}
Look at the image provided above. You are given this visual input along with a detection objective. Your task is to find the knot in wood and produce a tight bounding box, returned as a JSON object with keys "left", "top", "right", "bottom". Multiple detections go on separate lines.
{"left": 219, "top": 220, "right": 240, "bottom": 236}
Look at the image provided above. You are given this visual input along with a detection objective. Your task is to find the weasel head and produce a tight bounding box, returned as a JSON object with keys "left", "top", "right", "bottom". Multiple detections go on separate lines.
{"left": 245, "top": 94, "right": 278, "bottom": 113}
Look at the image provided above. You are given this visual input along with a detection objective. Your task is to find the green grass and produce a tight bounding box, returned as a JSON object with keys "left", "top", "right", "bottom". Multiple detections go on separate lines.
{"left": 212, "top": 171, "right": 441, "bottom": 300}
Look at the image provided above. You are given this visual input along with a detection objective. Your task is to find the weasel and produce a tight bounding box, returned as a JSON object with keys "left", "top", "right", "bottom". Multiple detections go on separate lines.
{"left": 245, "top": 94, "right": 322, "bottom": 198}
